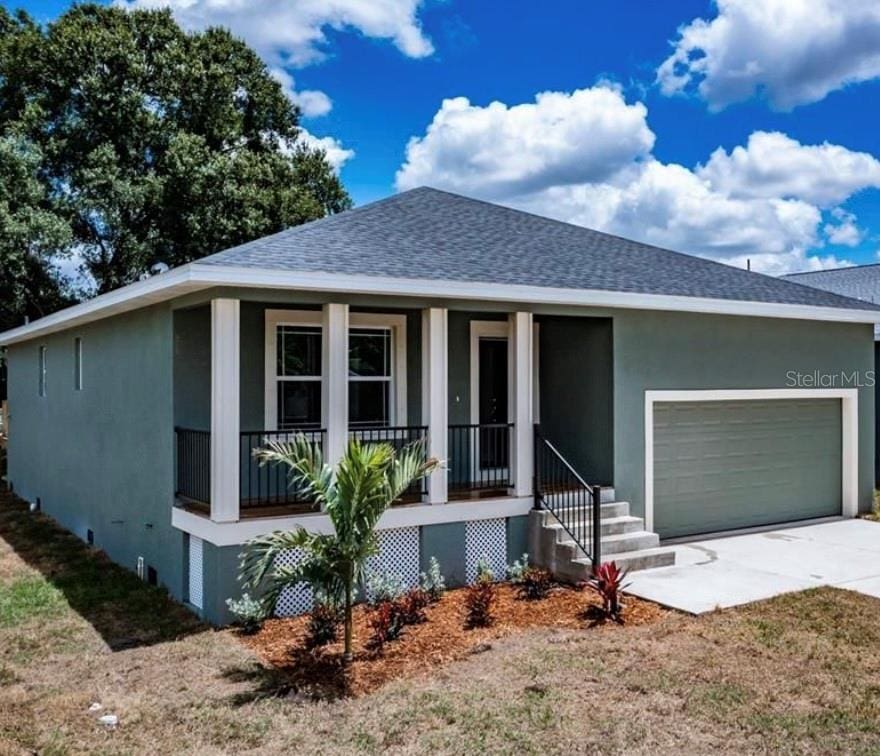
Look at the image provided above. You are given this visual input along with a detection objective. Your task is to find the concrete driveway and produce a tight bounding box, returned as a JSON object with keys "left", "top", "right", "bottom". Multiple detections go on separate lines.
{"left": 626, "top": 519, "right": 880, "bottom": 613}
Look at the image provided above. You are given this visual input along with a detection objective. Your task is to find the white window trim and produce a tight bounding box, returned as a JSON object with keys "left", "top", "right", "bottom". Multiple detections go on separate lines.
{"left": 468, "top": 319, "right": 541, "bottom": 425}
{"left": 469, "top": 321, "right": 510, "bottom": 426}
{"left": 643, "top": 388, "right": 859, "bottom": 533}
{"left": 38, "top": 345, "right": 47, "bottom": 397}
{"left": 73, "top": 336, "right": 83, "bottom": 391}
{"left": 264, "top": 309, "right": 407, "bottom": 431}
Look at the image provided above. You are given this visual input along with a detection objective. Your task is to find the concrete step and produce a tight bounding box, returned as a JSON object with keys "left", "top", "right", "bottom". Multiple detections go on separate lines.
{"left": 556, "top": 514, "right": 645, "bottom": 537}
{"left": 600, "top": 531, "right": 660, "bottom": 555}
{"left": 598, "top": 546, "right": 676, "bottom": 572}
{"left": 548, "top": 500, "right": 631, "bottom": 519}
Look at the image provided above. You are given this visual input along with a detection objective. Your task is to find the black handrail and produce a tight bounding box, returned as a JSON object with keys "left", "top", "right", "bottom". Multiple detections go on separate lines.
{"left": 349, "top": 425, "right": 429, "bottom": 498}
{"left": 240, "top": 428, "right": 325, "bottom": 511}
{"left": 448, "top": 423, "right": 513, "bottom": 494}
{"left": 534, "top": 425, "right": 601, "bottom": 570}
{"left": 175, "top": 427, "right": 211, "bottom": 504}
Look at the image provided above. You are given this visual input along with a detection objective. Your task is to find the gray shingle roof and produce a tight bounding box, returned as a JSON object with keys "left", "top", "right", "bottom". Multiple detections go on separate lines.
{"left": 783, "top": 265, "right": 880, "bottom": 305}
{"left": 200, "top": 187, "right": 878, "bottom": 312}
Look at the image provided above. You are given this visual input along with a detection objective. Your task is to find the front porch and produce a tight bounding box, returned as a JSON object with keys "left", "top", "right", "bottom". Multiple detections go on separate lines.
{"left": 171, "top": 297, "right": 615, "bottom": 529}
{"left": 174, "top": 422, "right": 515, "bottom": 519}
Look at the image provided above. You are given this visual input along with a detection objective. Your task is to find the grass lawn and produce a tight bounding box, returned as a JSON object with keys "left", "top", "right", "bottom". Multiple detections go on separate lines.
{"left": 2, "top": 490, "right": 880, "bottom": 754}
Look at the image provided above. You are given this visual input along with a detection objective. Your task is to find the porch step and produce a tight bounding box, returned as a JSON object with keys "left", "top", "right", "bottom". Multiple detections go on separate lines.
{"left": 550, "top": 500, "right": 631, "bottom": 519}
{"left": 576, "top": 547, "right": 676, "bottom": 573}
{"left": 529, "top": 504, "right": 675, "bottom": 580}
{"left": 547, "top": 514, "right": 644, "bottom": 537}
{"left": 600, "top": 531, "right": 661, "bottom": 555}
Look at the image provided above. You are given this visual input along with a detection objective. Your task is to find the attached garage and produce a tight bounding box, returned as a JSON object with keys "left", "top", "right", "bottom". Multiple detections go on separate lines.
{"left": 646, "top": 390, "right": 858, "bottom": 540}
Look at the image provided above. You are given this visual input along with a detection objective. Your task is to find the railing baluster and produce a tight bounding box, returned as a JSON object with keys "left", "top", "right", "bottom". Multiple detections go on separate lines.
{"left": 533, "top": 426, "right": 600, "bottom": 569}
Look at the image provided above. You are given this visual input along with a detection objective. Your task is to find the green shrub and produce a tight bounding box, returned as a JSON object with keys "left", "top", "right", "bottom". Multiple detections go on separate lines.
{"left": 307, "top": 595, "right": 341, "bottom": 648}
{"left": 225, "top": 593, "right": 265, "bottom": 634}
{"left": 419, "top": 556, "right": 446, "bottom": 602}
{"left": 508, "top": 553, "right": 552, "bottom": 600}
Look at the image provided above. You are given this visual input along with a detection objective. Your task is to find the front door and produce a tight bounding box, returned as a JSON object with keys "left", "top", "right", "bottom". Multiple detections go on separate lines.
{"left": 477, "top": 336, "right": 509, "bottom": 470}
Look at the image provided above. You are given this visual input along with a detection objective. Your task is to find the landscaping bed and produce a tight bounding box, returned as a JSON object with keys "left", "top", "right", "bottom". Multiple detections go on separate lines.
{"left": 237, "top": 582, "right": 667, "bottom": 697}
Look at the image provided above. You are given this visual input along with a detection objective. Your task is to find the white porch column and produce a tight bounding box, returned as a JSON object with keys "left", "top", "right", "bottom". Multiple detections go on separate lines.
{"left": 322, "top": 303, "right": 349, "bottom": 466}
{"left": 509, "top": 311, "right": 534, "bottom": 497}
{"left": 210, "top": 298, "right": 240, "bottom": 523}
{"left": 422, "top": 307, "right": 448, "bottom": 503}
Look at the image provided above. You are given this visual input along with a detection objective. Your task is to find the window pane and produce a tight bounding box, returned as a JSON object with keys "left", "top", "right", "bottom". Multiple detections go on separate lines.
{"left": 38, "top": 346, "right": 46, "bottom": 397}
{"left": 277, "top": 326, "right": 321, "bottom": 377}
{"left": 278, "top": 381, "right": 321, "bottom": 429}
{"left": 349, "top": 329, "right": 390, "bottom": 377}
{"left": 349, "top": 381, "right": 389, "bottom": 427}
{"left": 74, "top": 337, "right": 82, "bottom": 391}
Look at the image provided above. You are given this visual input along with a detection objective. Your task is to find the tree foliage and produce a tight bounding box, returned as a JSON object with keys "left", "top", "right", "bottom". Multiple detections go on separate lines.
{"left": 0, "top": 3, "right": 350, "bottom": 317}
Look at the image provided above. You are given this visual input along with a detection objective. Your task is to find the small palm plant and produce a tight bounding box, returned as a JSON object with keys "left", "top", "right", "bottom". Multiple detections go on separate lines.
{"left": 239, "top": 436, "right": 437, "bottom": 662}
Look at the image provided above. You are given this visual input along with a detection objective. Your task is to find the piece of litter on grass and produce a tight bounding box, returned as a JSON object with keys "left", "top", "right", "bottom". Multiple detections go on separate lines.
{"left": 98, "top": 714, "right": 118, "bottom": 728}
{"left": 88, "top": 703, "right": 103, "bottom": 713}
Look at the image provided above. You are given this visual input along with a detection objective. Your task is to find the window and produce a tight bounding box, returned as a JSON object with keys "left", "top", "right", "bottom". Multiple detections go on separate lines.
{"left": 74, "top": 337, "right": 83, "bottom": 390}
{"left": 349, "top": 327, "right": 392, "bottom": 427}
{"left": 38, "top": 346, "right": 47, "bottom": 397}
{"left": 275, "top": 325, "right": 322, "bottom": 429}
{"left": 264, "top": 309, "right": 407, "bottom": 432}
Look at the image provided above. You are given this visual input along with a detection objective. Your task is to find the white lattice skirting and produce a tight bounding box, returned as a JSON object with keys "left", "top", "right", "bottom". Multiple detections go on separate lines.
{"left": 366, "top": 526, "right": 421, "bottom": 590}
{"left": 273, "top": 547, "right": 314, "bottom": 617}
{"left": 188, "top": 535, "right": 204, "bottom": 610}
{"left": 465, "top": 518, "right": 507, "bottom": 583}
{"left": 269, "top": 520, "right": 510, "bottom": 615}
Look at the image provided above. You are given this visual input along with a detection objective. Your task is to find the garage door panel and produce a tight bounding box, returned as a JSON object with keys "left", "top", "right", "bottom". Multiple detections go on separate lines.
{"left": 654, "top": 399, "right": 841, "bottom": 539}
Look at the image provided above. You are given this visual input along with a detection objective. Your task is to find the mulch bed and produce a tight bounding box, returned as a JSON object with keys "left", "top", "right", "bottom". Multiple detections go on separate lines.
{"left": 235, "top": 583, "right": 667, "bottom": 698}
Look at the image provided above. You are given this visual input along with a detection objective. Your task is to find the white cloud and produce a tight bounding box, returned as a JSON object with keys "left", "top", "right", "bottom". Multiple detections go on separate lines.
{"left": 824, "top": 208, "right": 863, "bottom": 246}
{"left": 396, "top": 85, "right": 874, "bottom": 274}
{"left": 297, "top": 129, "right": 355, "bottom": 172}
{"left": 657, "top": 0, "right": 880, "bottom": 110}
{"left": 396, "top": 88, "right": 655, "bottom": 198}
{"left": 269, "top": 68, "right": 332, "bottom": 117}
{"left": 121, "top": 0, "right": 433, "bottom": 124}
{"left": 122, "top": 0, "right": 433, "bottom": 65}
{"left": 697, "top": 131, "right": 880, "bottom": 206}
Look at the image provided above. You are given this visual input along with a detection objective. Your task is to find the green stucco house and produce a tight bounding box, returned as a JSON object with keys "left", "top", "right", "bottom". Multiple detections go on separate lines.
{"left": 2, "top": 187, "right": 878, "bottom": 624}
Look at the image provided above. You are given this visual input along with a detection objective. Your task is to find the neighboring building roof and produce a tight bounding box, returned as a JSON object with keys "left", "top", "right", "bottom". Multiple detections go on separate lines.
{"left": 2, "top": 187, "right": 880, "bottom": 347}
{"left": 201, "top": 187, "right": 871, "bottom": 311}
{"left": 783, "top": 264, "right": 880, "bottom": 305}
{"left": 783, "top": 264, "right": 880, "bottom": 338}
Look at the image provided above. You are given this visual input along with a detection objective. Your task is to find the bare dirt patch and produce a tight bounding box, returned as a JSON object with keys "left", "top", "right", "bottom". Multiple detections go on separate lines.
{"left": 239, "top": 582, "right": 666, "bottom": 697}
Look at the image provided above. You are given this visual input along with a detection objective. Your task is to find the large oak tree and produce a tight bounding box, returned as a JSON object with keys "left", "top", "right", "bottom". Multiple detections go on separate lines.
{"left": 0, "top": 3, "right": 351, "bottom": 328}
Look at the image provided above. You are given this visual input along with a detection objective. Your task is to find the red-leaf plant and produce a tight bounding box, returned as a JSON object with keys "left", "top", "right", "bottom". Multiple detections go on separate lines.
{"left": 586, "top": 561, "right": 631, "bottom": 621}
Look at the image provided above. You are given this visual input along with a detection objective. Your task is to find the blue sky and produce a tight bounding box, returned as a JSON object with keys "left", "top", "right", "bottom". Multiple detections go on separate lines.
{"left": 9, "top": 0, "right": 880, "bottom": 275}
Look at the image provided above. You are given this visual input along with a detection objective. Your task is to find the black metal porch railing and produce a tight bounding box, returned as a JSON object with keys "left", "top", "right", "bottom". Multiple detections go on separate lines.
{"left": 240, "top": 428, "right": 326, "bottom": 511}
{"left": 534, "top": 426, "right": 601, "bottom": 568}
{"left": 175, "top": 427, "right": 211, "bottom": 505}
{"left": 349, "top": 425, "right": 429, "bottom": 499}
{"left": 447, "top": 423, "right": 513, "bottom": 495}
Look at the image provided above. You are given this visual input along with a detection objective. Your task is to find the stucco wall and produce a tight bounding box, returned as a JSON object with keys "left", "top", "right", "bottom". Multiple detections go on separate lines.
{"left": 7, "top": 304, "right": 183, "bottom": 599}
{"left": 537, "top": 316, "right": 613, "bottom": 483}
{"left": 612, "top": 311, "right": 875, "bottom": 519}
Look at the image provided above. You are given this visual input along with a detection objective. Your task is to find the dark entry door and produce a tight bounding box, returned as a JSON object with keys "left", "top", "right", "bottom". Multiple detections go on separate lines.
{"left": 478, "top": 338, "right": 509, "bottom": 468}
